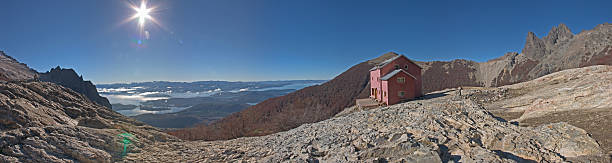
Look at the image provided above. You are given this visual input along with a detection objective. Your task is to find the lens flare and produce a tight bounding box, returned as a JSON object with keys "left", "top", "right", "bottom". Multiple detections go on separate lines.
{"left": 133, "top": 1, "right": 152, "bottom": 28}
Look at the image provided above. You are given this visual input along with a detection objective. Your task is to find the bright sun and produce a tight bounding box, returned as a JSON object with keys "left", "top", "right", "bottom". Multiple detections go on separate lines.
{"left": 132, "top": 0, "right": 152, "bottom": 28}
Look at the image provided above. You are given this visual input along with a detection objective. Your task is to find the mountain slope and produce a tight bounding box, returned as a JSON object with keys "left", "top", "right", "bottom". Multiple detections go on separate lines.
{"left": 40, "top": 66, "right": 112, "bottom": 108}
{"left": 1, "top": 51, "right": 111, "bottom": 108}
{"left": 0, "top": 51, "right": 38, "bottom": 81}
{"left": 168, "top": 53, "right": 398, "bottom": 140}
{"left": 0, "top": 81, "right": 179, "bottom": 162}
{"left": 477, "top": 65, "right": 612, "bottom": 154}
{"left": 0, "top": 55, "right": 178, "bottom": 162}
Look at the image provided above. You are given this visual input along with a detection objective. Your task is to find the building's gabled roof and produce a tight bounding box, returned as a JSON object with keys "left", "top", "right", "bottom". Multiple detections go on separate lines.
{"left": 369, "top": 54, "right": 423, "bottom": 71}
{"left": 380, "top": 69, "right": 417, "bottom": 81}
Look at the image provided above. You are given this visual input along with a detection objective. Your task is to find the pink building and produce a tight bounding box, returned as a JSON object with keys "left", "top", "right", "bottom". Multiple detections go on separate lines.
{"left": 370, "top": 53, "right": 422, "bottom": 105}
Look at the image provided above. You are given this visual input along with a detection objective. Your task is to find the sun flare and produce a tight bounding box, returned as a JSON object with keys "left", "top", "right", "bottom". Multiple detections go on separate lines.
{"left": 133, "top": 1, "right": 152, "bottom": 28}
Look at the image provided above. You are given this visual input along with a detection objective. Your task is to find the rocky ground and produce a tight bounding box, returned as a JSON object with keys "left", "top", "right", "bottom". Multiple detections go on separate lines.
{"left": 125, "top": 91, "right": 608, "bottom": 162}
{"left": 0, "top": 81, "right": 179, "bottom": 162}
{"left": 458, "top": 65, "right": 612, "bottom": 158}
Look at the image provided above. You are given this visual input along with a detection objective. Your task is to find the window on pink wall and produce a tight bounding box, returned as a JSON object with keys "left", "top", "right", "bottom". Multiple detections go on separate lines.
{"left": 397, "top": 77, "right": 405, "bottom": 83}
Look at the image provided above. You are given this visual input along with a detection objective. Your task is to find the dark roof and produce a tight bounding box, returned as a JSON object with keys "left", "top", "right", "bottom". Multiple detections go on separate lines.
{"left": 369, "top": 54, "right": 422, "bottom": 71}
{"left": 380, "top": 69, "right": 416, "bottom": 81}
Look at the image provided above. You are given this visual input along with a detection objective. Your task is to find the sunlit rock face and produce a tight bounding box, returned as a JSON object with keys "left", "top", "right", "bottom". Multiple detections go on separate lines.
{"left": 0, "top": 53, "right": 178, "bottom": 162}
{"left": 0, "top": 81, "right": 179, "bottom": 162}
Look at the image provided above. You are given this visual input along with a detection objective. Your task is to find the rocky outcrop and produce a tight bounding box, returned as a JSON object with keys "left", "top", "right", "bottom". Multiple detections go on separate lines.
{"left": 477, "top": 65, "right": 612, "bottom": 155}
{"left": 542, "top": 23, "right": 574, "bottom": 47}
{"left": 127, "top": 93, "right": 608, "bottom": 162}
{"left": 0, "top": 81, "right": 178, "bottom": 162}
{"left": 501, "top": 65, "right": 612, "bottom": 120}
{"left": 0, "top": 51, "right": 38, "bottom": 81}
{"left": 522, "top": 31, "right": 548, "bottom": 60}
{"left": 39, "top": 66, "right": 112, "bottom": 108}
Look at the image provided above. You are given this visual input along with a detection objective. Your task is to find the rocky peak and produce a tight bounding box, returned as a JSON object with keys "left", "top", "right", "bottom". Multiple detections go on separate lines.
{"left": 44, "top": 66, "right": 83, "bottom": 81}
{"left": 1, "top": 51, "right": 15, "bottom": 61}
{"left": 0, "top": 51, "right": 38, "bottom": 81}
{"left": 39, "top": 66, "right": 112, "bottom": 108}
{"left": 543, "top": 23, "right": 574, "bottom": 46}
{"left": 522, "top": 31, "right": 548, "bottom": 60}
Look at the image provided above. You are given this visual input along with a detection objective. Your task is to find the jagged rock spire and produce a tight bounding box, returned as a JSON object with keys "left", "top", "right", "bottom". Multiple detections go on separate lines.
{"left": 522, "top": 31, "right": 547, "bottom": 60}
{"left": 543, "top": 23, "right": 574, "bottom": 46}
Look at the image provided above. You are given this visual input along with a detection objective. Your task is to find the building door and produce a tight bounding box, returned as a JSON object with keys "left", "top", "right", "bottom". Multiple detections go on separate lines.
{"left": 374, "top": 88, "right": 378, "bottom": 99}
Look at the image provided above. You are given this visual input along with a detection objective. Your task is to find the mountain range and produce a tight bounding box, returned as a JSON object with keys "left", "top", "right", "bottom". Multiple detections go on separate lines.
{"left": 418, "top": 23, "right": 612, "bottom": 92}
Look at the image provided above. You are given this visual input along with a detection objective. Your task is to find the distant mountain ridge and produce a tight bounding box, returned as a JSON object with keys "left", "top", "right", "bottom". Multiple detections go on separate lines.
{"left": 170, "top": 22, "right": 612, "bottom": 141}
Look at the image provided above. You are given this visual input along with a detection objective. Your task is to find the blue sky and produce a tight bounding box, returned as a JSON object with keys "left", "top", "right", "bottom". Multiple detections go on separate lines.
{"left": 1, "top": 0, "right": 611, "bottom": 84}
